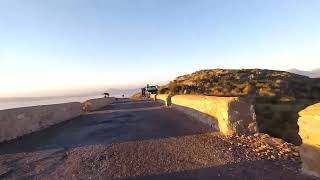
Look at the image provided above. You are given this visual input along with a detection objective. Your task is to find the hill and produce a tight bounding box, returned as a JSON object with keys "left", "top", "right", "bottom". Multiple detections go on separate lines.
{"left": 159, "top": 69, "right": 320, "bottom": 145}
{"left": 288, "top": 68, "right": 320, "bottom": 78}
{"left": 159, "top": 69, "right": 320, "bottom": 101}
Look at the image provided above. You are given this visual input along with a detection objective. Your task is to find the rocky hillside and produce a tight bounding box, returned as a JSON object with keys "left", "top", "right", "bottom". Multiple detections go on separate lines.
{"left": 159, "top": 69, "right": 320, "bottom": 145}
{"left": 159, "top": 69, "right": 320, "bottom": 100}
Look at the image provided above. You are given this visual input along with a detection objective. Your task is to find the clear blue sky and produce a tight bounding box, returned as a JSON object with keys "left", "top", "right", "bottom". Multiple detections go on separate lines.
{"left": 1, "top": 0, "right": 320, "bottom": 97}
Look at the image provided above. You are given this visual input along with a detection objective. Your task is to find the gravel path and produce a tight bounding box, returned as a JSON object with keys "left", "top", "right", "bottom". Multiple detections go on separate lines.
{"left": 0, "top": 100, "right": 318, "bottom": 180}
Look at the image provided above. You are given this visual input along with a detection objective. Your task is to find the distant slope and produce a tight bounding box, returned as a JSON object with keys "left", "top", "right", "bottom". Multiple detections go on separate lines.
{"left": 107, "top": 88, "right": 140, "bottom": 97}
{"left": 288, "top": 68, "right": 320, "bottom": 78}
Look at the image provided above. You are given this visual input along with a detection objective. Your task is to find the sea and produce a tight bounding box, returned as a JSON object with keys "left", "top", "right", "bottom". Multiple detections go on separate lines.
{"left": 0, "top": 94, "right": 125, "bottom": 111}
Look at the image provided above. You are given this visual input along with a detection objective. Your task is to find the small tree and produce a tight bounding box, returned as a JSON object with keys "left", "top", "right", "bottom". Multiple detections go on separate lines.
{"left": 103, "top": 92, "right": 110, "bottom": 98}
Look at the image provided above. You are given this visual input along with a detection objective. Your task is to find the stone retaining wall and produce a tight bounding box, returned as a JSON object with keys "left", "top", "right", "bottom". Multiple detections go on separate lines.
{"left": 150, "top": 94, "right": 156, "bottom": 101}
{"left": 82, "top": 97, "right": 116, "bottom": 112}
{"left": 298, "top": 103, "right": 320, "bottom": 177}
{"left": 155, "top": 94, "right": 171, "bottom": 106}
{"left": 155, "top": 94, "right": 257, "bottom": 135}
{"left": 0, "top": 102, "right": 82, "bottom": 143}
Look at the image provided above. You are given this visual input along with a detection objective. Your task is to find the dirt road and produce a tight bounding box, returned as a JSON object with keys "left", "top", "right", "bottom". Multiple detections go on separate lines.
{"left": 0, "top": 100, "right": 317, "bottom": 179}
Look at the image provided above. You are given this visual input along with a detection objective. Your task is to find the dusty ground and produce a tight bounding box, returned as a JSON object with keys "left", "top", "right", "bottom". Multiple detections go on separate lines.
{"left": 0, "top": 100, "right": 318, "bottom": 180}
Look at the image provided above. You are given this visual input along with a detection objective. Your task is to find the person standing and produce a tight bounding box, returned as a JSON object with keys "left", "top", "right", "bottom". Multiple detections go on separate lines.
{"left": 141, "top": 88, "right": 146, "bottom": 97}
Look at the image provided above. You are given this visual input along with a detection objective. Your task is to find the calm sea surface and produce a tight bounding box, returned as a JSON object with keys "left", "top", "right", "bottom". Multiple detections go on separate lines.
{"left": 0, "top": 94, "right": 124, "bottom": 110}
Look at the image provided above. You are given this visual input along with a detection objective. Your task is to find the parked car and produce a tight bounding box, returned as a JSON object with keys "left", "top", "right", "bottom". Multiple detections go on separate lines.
{"left": 146, "top": 86, "right": 158, "bottom": 94}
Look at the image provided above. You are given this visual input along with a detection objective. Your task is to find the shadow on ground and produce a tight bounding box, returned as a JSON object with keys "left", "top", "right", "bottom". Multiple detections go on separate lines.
{"left": 127, "top": 159, "right": 310, "bottom": 180}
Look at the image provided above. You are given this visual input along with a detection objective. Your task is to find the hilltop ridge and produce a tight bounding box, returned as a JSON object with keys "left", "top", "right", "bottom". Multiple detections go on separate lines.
{"left": 159, "top": 69, "right": 320, "bottom": 102}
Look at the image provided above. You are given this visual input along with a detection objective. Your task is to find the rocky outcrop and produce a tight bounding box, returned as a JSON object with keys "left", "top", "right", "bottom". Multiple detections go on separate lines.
{"left": 298, "top": 103, "right": 320, "bottom": 177}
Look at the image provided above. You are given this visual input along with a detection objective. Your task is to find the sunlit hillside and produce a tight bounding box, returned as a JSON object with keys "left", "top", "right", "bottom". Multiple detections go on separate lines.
{"left": 159, "top": 69, "right": 320, "bottom": 144}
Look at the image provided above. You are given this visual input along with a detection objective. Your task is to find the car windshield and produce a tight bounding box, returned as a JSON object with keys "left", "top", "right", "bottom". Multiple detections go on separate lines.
{"left": 148, "top": 86, "right": 156, "bottom": 90}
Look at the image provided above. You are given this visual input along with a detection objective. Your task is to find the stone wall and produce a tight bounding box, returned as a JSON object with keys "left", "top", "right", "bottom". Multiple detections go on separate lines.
{"left": 155, "top": 94, "right": 171, "bottom": 106}
{"left": 171, "top": 95, "right": 257, "bottom": 135}
{"left": 298, "top": 103, "right": 320, "bottom": 177}
{"left": 150, "top": 94, "right": 156, "bottom": 101}
{"left": 82, "top": 97, "right": 116, "bottom": 112}
{"left": 0, "top": 102, "right": 82, "bottom": 143}
{"left": 154, "top": 94, "right": 257, "bottom": 135}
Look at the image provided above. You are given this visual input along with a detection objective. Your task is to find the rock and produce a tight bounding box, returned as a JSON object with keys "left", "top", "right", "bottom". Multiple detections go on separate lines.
{"left": 260, "top": 134, "right": 270, "bottom": 139}
{"left": 271, "top": 137, "right": 286, "bottom": 145}
{"left": 292, "top": 146, "right": 299, "bottom": 152}
{"left": 260, "top": 145, "right": 267, "bottom": 149}
{"left": 283, "top": 148, "right": 291, "bottom": 153}
{"left": 293, "top": 152, "right": 299, "bottom": 157}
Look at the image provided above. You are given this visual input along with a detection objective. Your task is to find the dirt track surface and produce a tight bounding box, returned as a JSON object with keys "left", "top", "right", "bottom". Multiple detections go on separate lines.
{"left": 0, "top": 100, "right": 318, "bottom": 180}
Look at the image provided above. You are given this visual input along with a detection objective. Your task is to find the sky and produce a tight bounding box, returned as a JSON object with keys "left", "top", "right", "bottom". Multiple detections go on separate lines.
{"left": 1, "top": 0, "right": 320, "bottom": 97}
